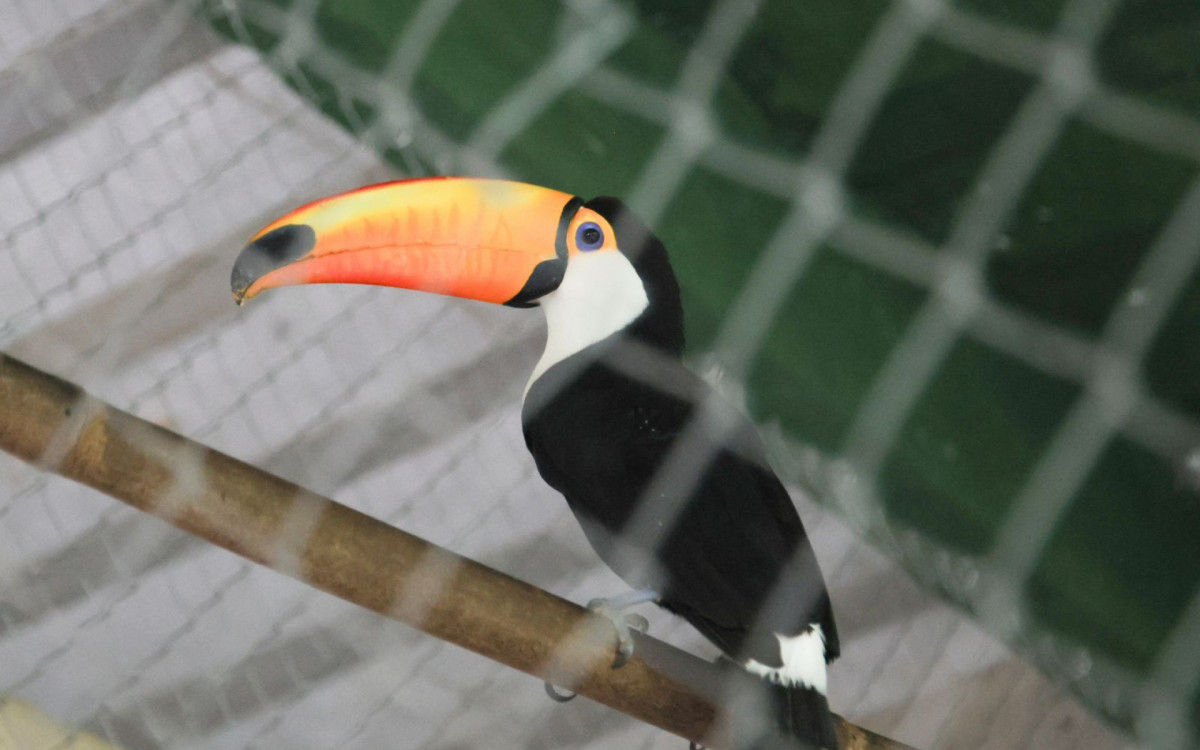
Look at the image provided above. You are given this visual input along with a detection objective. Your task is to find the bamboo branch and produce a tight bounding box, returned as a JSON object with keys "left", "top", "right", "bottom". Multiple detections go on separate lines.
{"left": 0, "top": 352, "right": 912, "bottom": 750}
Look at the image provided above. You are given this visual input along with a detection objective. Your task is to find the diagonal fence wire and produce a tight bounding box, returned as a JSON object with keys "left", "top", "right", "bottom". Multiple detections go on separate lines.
{"left": 3, "top": 0, "right": 1199, "bottom": 748}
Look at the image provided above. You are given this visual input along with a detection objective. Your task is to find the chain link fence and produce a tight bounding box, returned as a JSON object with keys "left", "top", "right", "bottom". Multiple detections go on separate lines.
{"left": 2, "top": 0, "right": 1196, "bottom": 748}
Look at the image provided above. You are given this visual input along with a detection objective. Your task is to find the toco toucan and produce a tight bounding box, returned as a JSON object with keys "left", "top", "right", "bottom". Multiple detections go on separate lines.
{"left": 231, "top": 177, "right": 840, "bottom": 750}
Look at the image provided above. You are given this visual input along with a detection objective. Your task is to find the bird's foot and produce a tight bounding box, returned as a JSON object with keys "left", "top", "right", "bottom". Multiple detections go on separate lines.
{"left": 586, "top": 589, "right": 657, "bottom": 669}
{"left": 541, "top": 589, "right": 658, "bottom": 702}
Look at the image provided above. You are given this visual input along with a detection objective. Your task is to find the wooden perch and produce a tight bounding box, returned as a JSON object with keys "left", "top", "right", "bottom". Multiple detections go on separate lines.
{"left": 0, "top": 352, "right": 913, "bottom": 750}
{"left": 0, "top": 698, "right": 124, "bottom": 750}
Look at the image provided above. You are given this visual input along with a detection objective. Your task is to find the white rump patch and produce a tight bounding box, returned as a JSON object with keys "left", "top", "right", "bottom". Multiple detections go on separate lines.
{"left": 526, "top": 250, "right": 649, "bottom": 392}
{"left": 744, "top": 625, "right": 828, "bottom": 695}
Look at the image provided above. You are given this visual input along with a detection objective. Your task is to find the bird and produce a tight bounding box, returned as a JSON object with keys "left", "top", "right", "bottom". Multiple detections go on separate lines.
{"left": 231, "top": 177, "right": 840, "bottom": 750}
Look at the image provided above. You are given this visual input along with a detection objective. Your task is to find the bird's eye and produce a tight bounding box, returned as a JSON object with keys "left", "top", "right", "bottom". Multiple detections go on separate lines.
{"left": 575, "top": 222, "right": 604, "bottom": 251}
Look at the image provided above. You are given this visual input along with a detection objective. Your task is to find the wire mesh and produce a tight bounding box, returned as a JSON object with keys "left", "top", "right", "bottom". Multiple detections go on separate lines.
{"left": 1, "top": 0, "right": 1196, "bottom": 748}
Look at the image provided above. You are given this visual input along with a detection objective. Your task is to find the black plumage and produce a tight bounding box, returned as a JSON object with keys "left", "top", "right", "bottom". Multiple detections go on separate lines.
{"left": 521, "top": 198, "right": 839, "bottom": 749}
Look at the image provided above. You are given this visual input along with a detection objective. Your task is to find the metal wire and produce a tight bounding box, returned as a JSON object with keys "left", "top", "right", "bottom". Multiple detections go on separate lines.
{"left": 1, "top": 0, "right": 1196, "bottom": 748}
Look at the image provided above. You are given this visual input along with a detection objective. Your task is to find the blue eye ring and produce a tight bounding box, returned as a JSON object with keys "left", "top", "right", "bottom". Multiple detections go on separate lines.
{"left": 575, "top": 222, "right": 604, "bottom": 251}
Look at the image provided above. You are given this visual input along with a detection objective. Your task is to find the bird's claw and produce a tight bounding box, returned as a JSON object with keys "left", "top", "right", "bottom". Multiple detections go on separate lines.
{"left": 544, "top": 681, "right": 577, "bottom": 702}
{"left": 542, "top": 592, "right": 655, "bottom": 702}
{"left": 587, "top": 598, "right": 650, "bottom": 669}
{"left": 541, "top": 600, "right": 651, "bottom": 703}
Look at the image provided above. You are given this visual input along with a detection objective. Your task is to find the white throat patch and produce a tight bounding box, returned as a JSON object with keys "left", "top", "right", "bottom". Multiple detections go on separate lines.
{"left": 526, "top": 250, "right": 649, "bottom": 392}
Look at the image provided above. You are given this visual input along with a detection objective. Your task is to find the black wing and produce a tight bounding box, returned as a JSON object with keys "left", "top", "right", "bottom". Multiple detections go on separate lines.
{"left": 522, "top": 357, "right": 838, "bottom": 666}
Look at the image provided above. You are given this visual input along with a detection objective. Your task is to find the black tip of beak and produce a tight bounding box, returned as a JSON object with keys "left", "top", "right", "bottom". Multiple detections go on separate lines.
{"left": 231, "top": 224, "right": 317, "bottom": 303}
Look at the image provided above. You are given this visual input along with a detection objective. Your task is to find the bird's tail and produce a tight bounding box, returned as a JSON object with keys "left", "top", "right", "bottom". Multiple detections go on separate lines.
{"left": 778, "top": 682, "right": 838, "bottom": 750}
{"left": 742, "top": 681, "right": 838, "bottom": 750}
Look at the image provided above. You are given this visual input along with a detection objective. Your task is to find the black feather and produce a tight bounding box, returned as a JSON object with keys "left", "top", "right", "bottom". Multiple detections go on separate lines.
{"left": 522, "top": 197, "right": 839, "bottom": 749}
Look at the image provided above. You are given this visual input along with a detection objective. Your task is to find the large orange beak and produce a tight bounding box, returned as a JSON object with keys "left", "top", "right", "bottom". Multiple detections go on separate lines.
{"left": 231, "top": 177, "right": 581, "bottom": 307}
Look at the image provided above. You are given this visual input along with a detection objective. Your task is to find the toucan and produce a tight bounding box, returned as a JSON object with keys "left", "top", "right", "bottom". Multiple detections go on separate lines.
{"left": 231, "top": 177, "right": 840, "bottom": 750}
